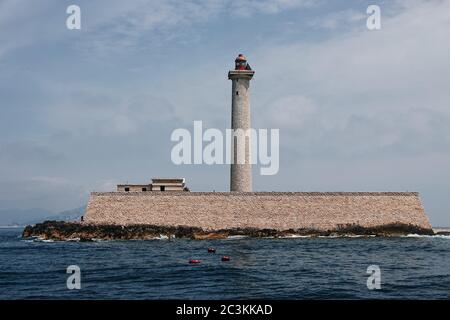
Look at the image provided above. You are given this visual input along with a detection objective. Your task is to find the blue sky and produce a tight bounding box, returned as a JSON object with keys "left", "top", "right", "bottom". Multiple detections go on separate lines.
{"left": 1, "top": 0, "right": 450, "bottom": 226}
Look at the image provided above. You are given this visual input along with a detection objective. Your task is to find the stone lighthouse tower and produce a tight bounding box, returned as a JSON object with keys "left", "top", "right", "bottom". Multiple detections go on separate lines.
{"left": 228, "top": 54, "right": 255, "bottom": 192}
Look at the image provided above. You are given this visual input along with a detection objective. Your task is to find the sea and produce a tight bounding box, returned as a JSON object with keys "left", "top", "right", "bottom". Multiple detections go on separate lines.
{"left": 0, "top": 227, "right": 449, "bottom": 299}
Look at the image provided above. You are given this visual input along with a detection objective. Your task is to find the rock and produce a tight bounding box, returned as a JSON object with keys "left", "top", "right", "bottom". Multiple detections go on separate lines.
{"left": 21, "top": 221, "right": 434, "bottom": 241}
{"left": 193, "top": 232, "right": 228, "bottom": 240}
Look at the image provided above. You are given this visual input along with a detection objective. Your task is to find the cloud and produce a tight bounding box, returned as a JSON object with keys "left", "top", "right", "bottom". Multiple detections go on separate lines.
{"left": 265, "top": 95, "right": 317, "bottom": 128}
{"left": 252, "top": 0, "right": 450, "bottom": 158}
{"left": 0, "top": 140, "right": 65, "bottom": 164}
{"left": 230, "top": 0, "right": 316, "bottom": 16}
{"left": 35, "top": 85, "right": 179, "bottom": 137}
{"left": 29, "top": 176, "right": 71, "bottom": 186}
{"left": 0, "top": 0, "right": 66, "bottom": 61}
{"left": 1, "top": 0, "right": 450, "bottom": 226}
{"left": 0, "top": 0, "right": 320, "bottom": 60}
{"left": 307, "top": 9, "right": 366, "bottom": 30}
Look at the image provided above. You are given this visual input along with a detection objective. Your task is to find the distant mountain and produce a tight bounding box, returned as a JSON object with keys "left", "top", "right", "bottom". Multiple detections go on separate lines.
{"left": 24, "top": 206, "right": 85, "bottom": 225}
{"left": 0, "top": 208, "right": 51, "bottom": 226}
{"left": 0, "top": 206, "right": 85, "bottom": 226}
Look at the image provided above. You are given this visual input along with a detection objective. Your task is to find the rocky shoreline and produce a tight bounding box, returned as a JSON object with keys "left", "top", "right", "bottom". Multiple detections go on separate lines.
{"left": 22, "top": 221, "right": 435, "bottom": 241}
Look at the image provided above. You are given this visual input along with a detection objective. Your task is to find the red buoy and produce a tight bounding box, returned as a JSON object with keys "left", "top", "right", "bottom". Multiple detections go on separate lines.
{"left": 207, "top": 247, "right": 216, "bottom": 253}
{"left": 189, "top": 259, "right": 201, "bottom": 264}
{"left": 221, "top": 256, "right": 230, "bottom": 262}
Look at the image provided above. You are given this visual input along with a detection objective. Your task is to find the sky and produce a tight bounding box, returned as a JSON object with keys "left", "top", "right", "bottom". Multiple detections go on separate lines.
{"left": 0, "top": 0, "right": 449, "bottom": 226}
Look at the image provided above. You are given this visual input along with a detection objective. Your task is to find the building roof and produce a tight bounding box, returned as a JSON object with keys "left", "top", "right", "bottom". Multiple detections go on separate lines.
{"left": 152, "top": 178, "right": 185, "bottom": 183}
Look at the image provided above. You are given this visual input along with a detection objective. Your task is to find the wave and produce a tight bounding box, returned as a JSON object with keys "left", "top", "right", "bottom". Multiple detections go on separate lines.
{"left": 404, "top": 234, "right": 450, "bottom": 239}
{"left": 37, "top": 239, "right": 54, "bottom": 243}
{"left": 226, "top": 235, "right": 248, "bottom": 239}
{"left": 280, "top": 235, "right": 312, "bottom": 238}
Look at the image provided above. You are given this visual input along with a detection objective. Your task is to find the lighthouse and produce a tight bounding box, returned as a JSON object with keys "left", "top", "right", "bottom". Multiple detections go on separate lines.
{"left": 228, "top": 54, "right": 255, "bottom": 192}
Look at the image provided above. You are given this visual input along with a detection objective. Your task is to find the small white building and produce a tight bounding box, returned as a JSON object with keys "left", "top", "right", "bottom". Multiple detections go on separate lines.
{"left": 117, "top": 178, "right": 187, "bottom": 192}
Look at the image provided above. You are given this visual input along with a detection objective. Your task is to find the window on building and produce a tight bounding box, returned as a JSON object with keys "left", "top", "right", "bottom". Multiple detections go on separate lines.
{"left": 142, "top": 188, "right": 147, "bottom": 192}
{"left": 124, "top": 187, "right": 130, "bottom": 192}
{"left": 160, "top": 186, "right": 165, "bottom": 191}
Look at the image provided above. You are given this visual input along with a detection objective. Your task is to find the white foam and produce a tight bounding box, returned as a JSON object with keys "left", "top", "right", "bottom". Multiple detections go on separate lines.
{"left": 404, "top": 234, "right": 450, "bottom": 239}
{"left": 145, "top": 234, "right": 174, "bottom": 240}
{"left": 227, "top": 235, "right": 248, "bottom": 239}
{"left": 27, "top": 237, "right": 56, "bottom": 242}
{"left": 280, "top": 234, "right": 312, "bottom": 238}
{"left": 344, "top": 235, "right": 377, "bottom": 238}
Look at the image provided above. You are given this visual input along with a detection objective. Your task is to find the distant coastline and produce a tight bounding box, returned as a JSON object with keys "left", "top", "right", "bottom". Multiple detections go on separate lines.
{"left": 0, "top": 206, "right": 84, "bottom": 227}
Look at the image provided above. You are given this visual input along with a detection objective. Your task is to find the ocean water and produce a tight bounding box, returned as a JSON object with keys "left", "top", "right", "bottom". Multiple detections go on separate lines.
{"left": 0, "top": 227, "right": 449, "bottom": 299}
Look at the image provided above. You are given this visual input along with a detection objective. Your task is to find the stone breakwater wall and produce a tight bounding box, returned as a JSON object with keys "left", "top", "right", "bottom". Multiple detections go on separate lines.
{"left": 84, "top": 192, "right": 432, "bottom": 232}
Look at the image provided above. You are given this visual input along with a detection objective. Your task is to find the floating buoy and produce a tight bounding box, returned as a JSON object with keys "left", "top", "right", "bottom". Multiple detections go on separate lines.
{"left": 189, "top": 259, "right": 201, "bottom": 264}
{"left": 207, "top": 247, "right": 216, "bottom": 253}
{"left": 221, "top": 256, "right": 230, "bottom": 262}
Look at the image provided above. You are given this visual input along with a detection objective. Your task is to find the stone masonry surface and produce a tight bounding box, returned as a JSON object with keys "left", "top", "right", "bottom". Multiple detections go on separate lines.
{"left": 84, "top": 192, "right": 431, "bottom": 231}
{"left": 230, "top": 71, "right": 253, "bottom": 192}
